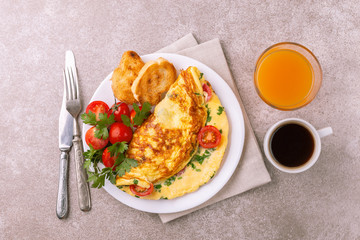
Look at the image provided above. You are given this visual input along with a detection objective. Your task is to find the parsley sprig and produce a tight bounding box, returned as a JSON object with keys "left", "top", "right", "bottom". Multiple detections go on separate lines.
{"left": 84, "top": 145, "right": 102, "bottom": 170}
{"left": 84, "top": 142, "right": 138, "bottom": 189}
{"left": 121, "top": 102, "right": 152, "bottom": 128}
{"left": 108, "top": 141, "right": 128, "bottom": 157}
{"left": 81, "top": 111, "right": 115, "bottom": 139}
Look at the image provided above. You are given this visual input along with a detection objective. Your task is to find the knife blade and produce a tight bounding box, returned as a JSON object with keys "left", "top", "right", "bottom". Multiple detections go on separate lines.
{"left": 56, "top": 61, "right": 74, "bottom": 219}
{"left": 59, "top": 93, "right": 74, "bottom": 151}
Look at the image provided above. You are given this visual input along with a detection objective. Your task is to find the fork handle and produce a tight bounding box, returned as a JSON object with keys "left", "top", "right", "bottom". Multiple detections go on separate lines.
{"left": 56, "top": 151, "right": 69, "bottom": 219}
{"left": 73, "top": 135, "right": 92, "bottom": 211}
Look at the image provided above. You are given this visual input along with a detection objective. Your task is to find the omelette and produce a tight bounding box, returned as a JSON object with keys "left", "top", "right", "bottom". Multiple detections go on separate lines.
{"left": 116, "top": 66, "right": 229, "bottom": 200}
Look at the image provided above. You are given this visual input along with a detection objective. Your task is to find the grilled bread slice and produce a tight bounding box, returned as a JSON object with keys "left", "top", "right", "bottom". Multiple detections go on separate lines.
{"left": 111, "top": 51, "right": 144, "bottom": 104}
{"left": 131, "top": 57, "right": 177, "bottom": 105}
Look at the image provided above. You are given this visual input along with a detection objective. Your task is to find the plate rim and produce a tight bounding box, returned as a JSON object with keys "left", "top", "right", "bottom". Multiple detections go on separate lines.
{"left": 82, "top": 53, "right": 245, "bottom": 213}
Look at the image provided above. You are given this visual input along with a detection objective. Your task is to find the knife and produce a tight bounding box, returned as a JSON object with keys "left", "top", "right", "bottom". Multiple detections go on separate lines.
{"left": 56, "top": 73, "right": 74, "bottom": 219}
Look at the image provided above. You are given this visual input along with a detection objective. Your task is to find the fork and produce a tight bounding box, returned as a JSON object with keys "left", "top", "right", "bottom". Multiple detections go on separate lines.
{"left": 64, "top": 66, "right": 91, "bottom": 212}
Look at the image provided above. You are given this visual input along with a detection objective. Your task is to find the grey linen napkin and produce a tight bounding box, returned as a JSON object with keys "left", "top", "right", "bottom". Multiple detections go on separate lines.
{"left": 156, "top": 34, "right": 271, "bottom": 223}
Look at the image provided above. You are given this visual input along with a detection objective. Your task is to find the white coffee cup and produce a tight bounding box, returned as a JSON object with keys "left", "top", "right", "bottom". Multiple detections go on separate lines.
{"left": 263, "top": 118, "right": 333, "bottom": 173}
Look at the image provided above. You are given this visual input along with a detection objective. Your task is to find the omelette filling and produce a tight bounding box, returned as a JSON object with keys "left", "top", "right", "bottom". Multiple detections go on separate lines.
{"left": 116, "top": 66, "right": 229, "bottom": 200}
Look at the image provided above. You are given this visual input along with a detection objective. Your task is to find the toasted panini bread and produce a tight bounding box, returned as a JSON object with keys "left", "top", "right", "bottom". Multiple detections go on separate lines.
{"left": 131, "top": 57, "right": 177, "bottom": 105}
{"left": 111, "top": 51, "right": 144, "bottom": 104}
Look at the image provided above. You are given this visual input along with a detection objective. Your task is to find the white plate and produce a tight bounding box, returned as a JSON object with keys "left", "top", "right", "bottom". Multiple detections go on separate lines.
{"left": 82, "top": 53, "right": 245, "bottom": 213}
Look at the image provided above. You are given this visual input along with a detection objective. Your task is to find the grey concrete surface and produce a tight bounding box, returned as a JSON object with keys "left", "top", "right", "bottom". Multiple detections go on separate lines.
{"left": 0, "top": 1, "right": 359, "bottom": 239}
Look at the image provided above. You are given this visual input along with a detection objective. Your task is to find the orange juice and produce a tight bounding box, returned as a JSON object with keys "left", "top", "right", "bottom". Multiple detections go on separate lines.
{"left": 255, "top": 49, "right": 314, "bottom": 108}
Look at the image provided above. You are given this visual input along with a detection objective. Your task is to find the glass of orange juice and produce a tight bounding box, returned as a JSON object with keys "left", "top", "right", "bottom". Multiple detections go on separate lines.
{"left": 254, "top": 42, "right": 322, "bottom": 110}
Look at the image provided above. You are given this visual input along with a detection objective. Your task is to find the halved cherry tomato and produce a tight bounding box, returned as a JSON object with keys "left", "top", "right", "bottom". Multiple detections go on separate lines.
{"left": 109, "top": 122, "right": 133, "bottom": 144}
{"left": 129, "top": 183, "right": 154, "bottom": 197}
{"left": 130, "top": 106, "right": 142, "bottom": 127}
{"left": 102, "top": 147, "right": 117, "bottom": 171}
{"left": 197, "top": 125, "right": 221, "bottom": 148}
{"left": 86, "top": 101, "right": 109, "bottom": 121}
{"left": 85, "top": 126, "right": 109, "bottom": 150}
{"left": 107, "top": 102, "right": 130, "bottom": 122}
{"left": 202, "top": 83, "right": 212, "bottom": 102}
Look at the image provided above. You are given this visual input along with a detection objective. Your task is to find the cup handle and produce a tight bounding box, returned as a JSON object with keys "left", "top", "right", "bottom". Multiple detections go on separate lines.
{"left": 317, "top": 127, "right": 333, "bottom": 138}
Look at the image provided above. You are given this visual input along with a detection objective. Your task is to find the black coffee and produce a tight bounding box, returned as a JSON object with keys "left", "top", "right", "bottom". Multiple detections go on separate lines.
{"left": 270, "top": 123, "right": 314, "bottom": 167}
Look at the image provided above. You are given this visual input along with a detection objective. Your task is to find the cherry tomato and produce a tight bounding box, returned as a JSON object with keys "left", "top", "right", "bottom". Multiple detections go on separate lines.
{"left": 109, "top": 122, "right": 133, "bottom": 144}
{"left": 86, "top": 101, "right": 109, "bottom": 121}
{"left": 202, "top": 83, "right": 212, "bottom": 102}
{"left": 107, "top": 102, "right": 130, "bottom": 122}
{"left": 102, "top": 147, "right": 117, "bottom": 171}
{"left": 129, "top": 183, "right": 154, "bottom": 197}
{"left": 85, "top": 126, "right": 109, "bottom": 150}
{"left": 197, "top": 125, "right": 221, "bottom": 148}
{"left": 130, "top": 106, "right": 142, "bottom": 127}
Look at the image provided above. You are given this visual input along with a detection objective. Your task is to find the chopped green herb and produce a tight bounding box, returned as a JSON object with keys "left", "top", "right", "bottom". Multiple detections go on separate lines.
{"left": 219, "top": 129, "right": 223, "bottom": 134}
{"left": 188, "top": 162, "right": 201, "bottom": 172}
{"left": 135, "top": 195, "right": 140, "bottom": 198}
{"left": 177, "top": 177, "right": 182, "bottom": 180}
{"left": 133, "top": 179, "right": 138, "bottom": 185}
{"left": 189, "top": 162, "right": 196, "bottom": 169}
{"left": 217, "top": 106, "right": 224, "bottom": 115}
{"left": 205, "top": 104, "right": 212, "bottom": 125}
{"left": 154, "top": 184, "right": 162, "bottom": 193}
{"left": 210, "top": 171, "right": 216, "bottom": 179}
{"left": 190, "top": 148, "right": 196, "bottom": 156}
{"left": 164, "top": 176, "right": 176, "bottom": 186}
{"left": 117, "top": 186, "right": 123, "bottom": 189}
{"left": 160, "top": 196, "right": 168, "bottom": 200}
{"left": 187, "top": 148, "right": 215, "bottom": 172}
{"left": 194, "top": 92, "right": 202, "bottom": 96}
{"left": 191, "top": 149, "right": 213, "bottom": 165}
{"left": 199, "top": 72, "right": 204, "bottom": 80}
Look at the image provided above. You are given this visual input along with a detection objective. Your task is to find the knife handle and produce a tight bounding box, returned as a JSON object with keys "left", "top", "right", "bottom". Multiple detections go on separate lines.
{"left": 73, "top": 135, "right": 92, "bottom": 211}
{"left": 56, "top": 151, "right": 69, "bottom": 219}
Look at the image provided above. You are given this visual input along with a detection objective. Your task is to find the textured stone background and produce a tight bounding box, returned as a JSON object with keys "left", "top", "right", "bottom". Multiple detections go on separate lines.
{"left": 1, "top": 0, "right": 359, "bottom": 239}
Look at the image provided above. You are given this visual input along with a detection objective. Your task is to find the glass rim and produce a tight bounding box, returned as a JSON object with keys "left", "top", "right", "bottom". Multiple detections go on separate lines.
{"left": 254, "top": 42, "right": 323, "bottom": 111}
